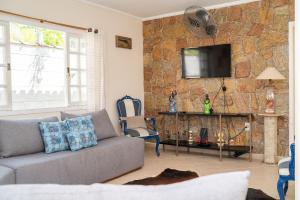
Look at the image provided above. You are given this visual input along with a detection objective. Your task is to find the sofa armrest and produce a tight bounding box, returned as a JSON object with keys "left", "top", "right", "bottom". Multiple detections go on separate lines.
{"left": 0, "top": 165, "right": 15, "bottom": 185}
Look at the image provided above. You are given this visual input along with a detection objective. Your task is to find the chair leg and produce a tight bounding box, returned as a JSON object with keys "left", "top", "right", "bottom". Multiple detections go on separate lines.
{"left": 155, "top": 136, "right": 160, "bottom": 157}
{"left": 277, "top": 178, "right": 285, "bottom": 200}
{"left": 284, "top": 181, "right": 289, "bottom": 195}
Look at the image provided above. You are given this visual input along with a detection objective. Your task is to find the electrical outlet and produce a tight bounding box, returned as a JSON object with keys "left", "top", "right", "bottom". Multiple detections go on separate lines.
{"left": 245, "top": 122, "right": 250, "bottom": 131}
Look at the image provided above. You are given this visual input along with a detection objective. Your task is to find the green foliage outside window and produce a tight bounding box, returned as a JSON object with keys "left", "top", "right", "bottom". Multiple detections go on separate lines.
{"left": 10, "top": 23, "right": 37, "bottom": 45}
{"left": 41, "top": 29, "right": 64, "bottom": 47}
{"left": 10, "top": 23, "right": 65, "bottom": 48}
{"left": 184, "top": 49, "right": 200, "bottom": 56}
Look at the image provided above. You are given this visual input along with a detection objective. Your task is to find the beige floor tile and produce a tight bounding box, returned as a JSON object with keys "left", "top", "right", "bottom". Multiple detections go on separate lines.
{"left": 108, "top": 144, "right": 295, "bottom": 200}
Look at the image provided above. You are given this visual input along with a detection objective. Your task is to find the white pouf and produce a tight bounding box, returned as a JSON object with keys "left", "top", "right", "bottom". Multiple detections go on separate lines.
{"left": 0, "top": 171, "right": 250, "bottom": 200}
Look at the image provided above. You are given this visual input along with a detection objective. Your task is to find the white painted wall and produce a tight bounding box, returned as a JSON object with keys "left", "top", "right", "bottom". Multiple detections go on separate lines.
{"left": 0, "top": 0, "right": 144, "bottom": 134}
{"left": 288, "top": 22, "right": 295, "bottom": 150}
{"left": 294, "top": 0, "right": 299, "bottom": 196}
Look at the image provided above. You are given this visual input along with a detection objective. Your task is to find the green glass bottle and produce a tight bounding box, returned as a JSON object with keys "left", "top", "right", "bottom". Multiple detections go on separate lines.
{"left": 204, "top": 94, "right": 211, "bottom": 114}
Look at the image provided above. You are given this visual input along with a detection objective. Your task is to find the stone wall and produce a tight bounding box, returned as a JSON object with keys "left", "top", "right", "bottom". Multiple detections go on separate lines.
{"left": 143, "top": 0, "right": 294, "bottom": 156}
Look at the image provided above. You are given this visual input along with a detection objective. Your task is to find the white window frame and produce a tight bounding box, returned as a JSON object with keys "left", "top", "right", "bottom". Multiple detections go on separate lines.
{"left": 66, "top": 33, "right": 87, "bottom": 106}
{"left": 0, "top": 19, "right": 88, "bottom": 115}
{"left": 0, "top": 20, "right": 12, "bottom": 110}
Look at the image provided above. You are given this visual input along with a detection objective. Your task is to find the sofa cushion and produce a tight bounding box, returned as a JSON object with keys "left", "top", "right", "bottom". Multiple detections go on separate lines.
{"left": 0, "top": 136, "right": 144, "bottom": 184}
{"left": 127, "top": 128, "right": 157, "bottom": 137}
{"left": 278, "top": 159, "right": 290, "bottom": 176}
{"left": 120, "top": 116, "right": 147, "bottom": 129}
{"left": 65, "top": 116, "right": 97, "bottom": 151}
{"left": 0, "top": 165, "right": 15, "bottom": 185}
{"left": 39, "top": 121, "right": 70, "bottom": 153}
{"left": 0, "top": 117, "right": 59, "bottom": 158}
{"left": 0, "top": 171, "right": 250, "bottom": 200}
{"left": 61, "top": 109, "right": 118, "bottom": 140}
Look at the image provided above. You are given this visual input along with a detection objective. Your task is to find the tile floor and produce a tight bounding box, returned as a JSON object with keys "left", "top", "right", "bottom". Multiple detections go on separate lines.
{"left": 108, "top": 144, "right": 295, "bottom": 200}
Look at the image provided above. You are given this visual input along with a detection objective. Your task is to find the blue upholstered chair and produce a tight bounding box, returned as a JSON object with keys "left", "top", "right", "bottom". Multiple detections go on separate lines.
{"left": 116, "top": 95, "right": 160, "bottom": 156}
{"left": 277, "top": 143, "right": 295, "bottom": 200}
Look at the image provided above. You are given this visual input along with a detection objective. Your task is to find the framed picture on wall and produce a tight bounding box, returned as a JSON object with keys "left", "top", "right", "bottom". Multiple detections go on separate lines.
{"left": 115, "top": 35, "right": 132, "bottom": 49}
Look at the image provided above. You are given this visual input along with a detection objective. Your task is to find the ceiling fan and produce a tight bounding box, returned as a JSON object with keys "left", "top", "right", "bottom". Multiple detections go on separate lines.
{"left": 183, "top": 6, "right": 218, "bottom": 38}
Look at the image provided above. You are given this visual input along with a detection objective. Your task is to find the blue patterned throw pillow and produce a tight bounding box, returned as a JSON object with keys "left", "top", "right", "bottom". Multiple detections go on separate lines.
{"left": 65, "top": 115, "right": 97, "bottom": 151}
{"left": 39, "top": 121, "right": 70, "bottom": 153}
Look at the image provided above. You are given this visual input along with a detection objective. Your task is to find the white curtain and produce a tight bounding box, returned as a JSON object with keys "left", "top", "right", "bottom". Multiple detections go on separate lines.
{"left": 86, "top": 30, "right": 105, "bottom": 112}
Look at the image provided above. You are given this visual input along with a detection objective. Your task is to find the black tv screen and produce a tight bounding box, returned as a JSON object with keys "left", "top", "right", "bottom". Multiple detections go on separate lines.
{"left": 181, "top": 44, "right": 231, "bottom": 78}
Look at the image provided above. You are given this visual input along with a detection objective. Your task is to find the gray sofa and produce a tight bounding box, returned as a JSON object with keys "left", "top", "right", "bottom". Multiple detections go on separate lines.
{"left": 0, "top": 109, "right": 144, "bottom": 184}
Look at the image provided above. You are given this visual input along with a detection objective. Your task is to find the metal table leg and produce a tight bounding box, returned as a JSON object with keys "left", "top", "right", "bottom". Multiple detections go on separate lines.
{"left": 249, "top": 114, "right": 252, "bottom": 162}
{"left": 219, "top": 114, "right": 222, "bottom": 161}
{"left": 176, "top": 112, "right": 179, "bottom": 156}
{"left": 187, "top": 115, "right": 190, "bottom": 153}
{"left": 163, "top": 115, "right": 166, "bottom": 152}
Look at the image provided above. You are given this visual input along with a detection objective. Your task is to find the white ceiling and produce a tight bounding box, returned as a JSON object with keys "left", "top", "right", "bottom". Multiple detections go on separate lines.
{"left": 82, "top": 0, "right": 257, "bottom": 20}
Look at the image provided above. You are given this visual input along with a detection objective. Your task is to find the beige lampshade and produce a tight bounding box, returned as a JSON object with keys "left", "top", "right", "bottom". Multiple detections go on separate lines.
{"left": 256, "top": 67, "right": 285, "bottom": 80}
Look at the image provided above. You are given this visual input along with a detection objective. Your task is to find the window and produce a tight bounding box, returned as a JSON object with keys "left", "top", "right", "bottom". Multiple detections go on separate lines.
{"left": 67, "top": 35, "right": 87, "bottom": 104}
{"left": 0, "top": 21, "right": 11, "bottom": 108}
{"left": 0, "top": 20, "right": 87, "bottom": 111}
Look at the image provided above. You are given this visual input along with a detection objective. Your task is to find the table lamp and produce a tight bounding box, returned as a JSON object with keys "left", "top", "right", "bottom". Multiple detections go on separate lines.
{"left": 256, "top": 67, "right": 285, "bottom": 113}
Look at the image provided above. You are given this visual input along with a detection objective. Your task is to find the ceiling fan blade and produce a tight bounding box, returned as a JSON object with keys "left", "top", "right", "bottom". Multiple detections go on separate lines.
{"left": 206, "top": 24, "right": 218, "bottom": 36}
{"left": 195, "top": 9, "right": 209, "bottom": 23}
{"left": 188, "top": 17, "right": 201, "bottom": 28}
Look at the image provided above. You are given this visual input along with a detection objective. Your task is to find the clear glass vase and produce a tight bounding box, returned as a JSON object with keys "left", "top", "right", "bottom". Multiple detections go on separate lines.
{"left": 265, "top": 86, "right": 275, "bottom": 113}
{"left": 169, "top": 99, "right": 177, "bottom": 112}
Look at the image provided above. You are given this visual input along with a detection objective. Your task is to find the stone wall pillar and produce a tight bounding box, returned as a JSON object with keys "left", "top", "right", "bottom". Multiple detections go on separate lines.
{"left": 259, "top": 113, "right": 282, "bottom": 164}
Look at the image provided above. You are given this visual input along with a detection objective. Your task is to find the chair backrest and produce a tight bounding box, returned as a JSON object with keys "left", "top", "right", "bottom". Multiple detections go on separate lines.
{"left": 116, "top": 95, "right": 142, "bottom": 118}
{"left": 289, "top": 143, "right": 295, "bottom": 179}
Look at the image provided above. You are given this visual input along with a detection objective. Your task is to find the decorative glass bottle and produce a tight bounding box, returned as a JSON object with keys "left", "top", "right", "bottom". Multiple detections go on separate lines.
{"left": 204, "top": 94, "right": 211, "bottom": 114}
{"left": 169, "top": 90, "right": 177, "bottom": 112}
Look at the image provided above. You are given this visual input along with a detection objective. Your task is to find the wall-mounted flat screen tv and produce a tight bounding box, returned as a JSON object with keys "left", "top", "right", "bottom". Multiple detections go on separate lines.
{"left": 181, "top": 44, "right": 231, "bottom": 78}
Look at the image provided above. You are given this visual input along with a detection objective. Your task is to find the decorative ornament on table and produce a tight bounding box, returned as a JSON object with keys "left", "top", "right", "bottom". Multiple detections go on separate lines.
{"left": 217, "top": 132, "right": 225, "bottom": 147}
{"left": 169, "top": 89, "right": 177, "bottom": 112}
{"left": 188, "top": 131, "right": 194, "bottom": 145}
{"left": 194, "top": 135, "right": 201, "bottom": 144}
{"left": 199, "top": 128, "right": 209, "bottom": 145}
{"left": 204, "top": 94, "right": 212, "bottom": 114}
